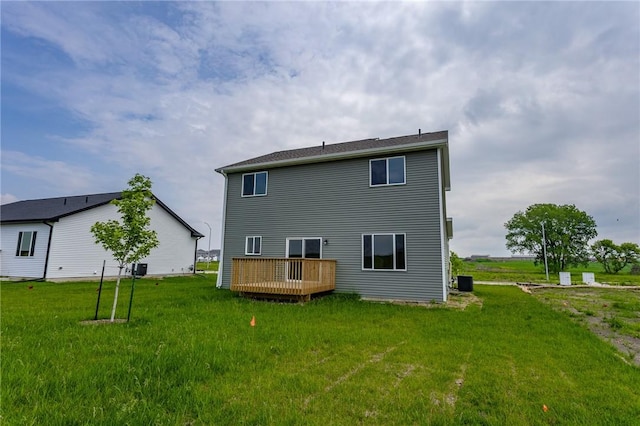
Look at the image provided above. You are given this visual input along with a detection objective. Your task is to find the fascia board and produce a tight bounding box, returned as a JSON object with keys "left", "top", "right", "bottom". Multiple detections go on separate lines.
{"left": 153, "top": 196, "right": 205, "bottom": 238}
{"left": 441, "top": 144, "right": 451, "bottom": 191}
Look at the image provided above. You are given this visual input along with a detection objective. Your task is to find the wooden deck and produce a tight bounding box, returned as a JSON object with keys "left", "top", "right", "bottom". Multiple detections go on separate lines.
{"left": 231, "top": 257, "right": 336, "bottom": 301}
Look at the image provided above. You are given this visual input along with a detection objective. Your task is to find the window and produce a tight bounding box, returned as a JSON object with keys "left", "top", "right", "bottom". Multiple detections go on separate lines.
{"left": 362, "top": 233, "right": 406, "bottom": 270}
{"left": 242, "top": 171, "right": 268, "bottom": 196}
{"left": 370, "top": 156, "right": 405, "bottom": 186}
{"left": 286, "top": 238, "right": 322, "bottom": 281}
{"left": 16, "top": 231, "right": 37, "bottom": 257}
{"left": 286, "top": 238, "right": 321, "bottom": 259}
{"left": 245, "top": 236, "right": 262, "bottom": 255}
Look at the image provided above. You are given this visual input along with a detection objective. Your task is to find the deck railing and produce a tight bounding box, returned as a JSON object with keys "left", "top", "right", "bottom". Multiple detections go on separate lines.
{"left": 231, "top": 257, "right": 336, "bottom": 298}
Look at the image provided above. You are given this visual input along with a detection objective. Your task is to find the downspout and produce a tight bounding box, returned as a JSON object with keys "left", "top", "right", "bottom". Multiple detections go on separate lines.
{"left": 216, "top": 170, "right": 229, "bottom": 288}
{"left": 193, "top": 235, "right": 203, "bottom": 274}
{"left": 42, "top": 221, "right": 54, "bottom": 280}
{"left": 436, "top": 149, "right": 448, "bottom": 302}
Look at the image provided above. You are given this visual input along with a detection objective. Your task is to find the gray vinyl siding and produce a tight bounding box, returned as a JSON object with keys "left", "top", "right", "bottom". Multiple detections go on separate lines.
{"left": 221, "top": 149, "right": 446, "bottom": 301}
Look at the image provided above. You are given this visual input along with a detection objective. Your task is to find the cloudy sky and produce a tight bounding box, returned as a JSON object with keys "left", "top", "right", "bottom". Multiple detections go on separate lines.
{"left": 1, "top": 1, "right": 638, "bottom": 256}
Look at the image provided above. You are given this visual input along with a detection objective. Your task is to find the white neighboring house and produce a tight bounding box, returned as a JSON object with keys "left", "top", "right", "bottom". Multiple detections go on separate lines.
{"left": 0, "top": 192, "right": 204, "bottom": 279}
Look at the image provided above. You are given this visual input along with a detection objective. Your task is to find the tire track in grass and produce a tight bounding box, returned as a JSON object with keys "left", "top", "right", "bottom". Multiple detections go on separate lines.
{"left": 431, "top": 350, "right": 471, "bottom": 410}
{"left": 392, "top": 363, "right": 417, "bottom": 389}
{"left": 303, "top": 342, "right": 405, "bottom": 408}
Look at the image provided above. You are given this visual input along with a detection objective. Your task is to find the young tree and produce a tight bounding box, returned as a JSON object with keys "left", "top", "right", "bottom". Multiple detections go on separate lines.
{"left": 450, "top": 251, "right": 463, "bottom": 277}
{"left": 505, "top": 203, "right": 597, "bottom": 273}
{"left": 591, "top": 239, "right": 640, "bottom": 274}
{"left": 91, "top": 174, "right": 159, "bottom": 321}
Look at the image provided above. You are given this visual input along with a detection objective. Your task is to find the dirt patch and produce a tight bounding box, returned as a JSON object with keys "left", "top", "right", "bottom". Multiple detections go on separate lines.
{"left": 529, "top": 287, "right": 640, "bottom": 367}
{"left": 445, "top": 291, "right": 483, "bottom": 310}
{"left": 368, "top": 291, "right": 483, "bottom": 310}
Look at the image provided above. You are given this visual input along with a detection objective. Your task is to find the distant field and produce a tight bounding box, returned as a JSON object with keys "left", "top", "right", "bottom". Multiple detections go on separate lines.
{"left": 459, "top": 259, "right": 640, "bottom": 285}
{"left": 196, "top": 260, "right": 219, "bottom": 272}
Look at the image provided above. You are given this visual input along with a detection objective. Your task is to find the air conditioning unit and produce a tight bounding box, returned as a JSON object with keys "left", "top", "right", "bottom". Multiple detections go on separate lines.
{"left": 134, "top": 263, "right": 148, "bottom": 277}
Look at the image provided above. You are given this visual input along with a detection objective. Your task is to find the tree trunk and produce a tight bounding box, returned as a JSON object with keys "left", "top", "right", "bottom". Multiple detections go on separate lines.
{"left": 110, "top": 265, "right": 124, "bottom": 322}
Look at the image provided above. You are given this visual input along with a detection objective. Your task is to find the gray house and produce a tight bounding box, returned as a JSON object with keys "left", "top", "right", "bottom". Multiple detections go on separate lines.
{"left": 215, "top": 130, "right": 453, "bottom": 302}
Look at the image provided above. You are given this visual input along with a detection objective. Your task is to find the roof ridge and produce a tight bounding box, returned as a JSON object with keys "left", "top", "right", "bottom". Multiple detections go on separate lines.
{"left": 6, "top": 191, "right": 122, "bottom": 204}
{"left": 217, "top": 130, "right": 448, "bottom": 172}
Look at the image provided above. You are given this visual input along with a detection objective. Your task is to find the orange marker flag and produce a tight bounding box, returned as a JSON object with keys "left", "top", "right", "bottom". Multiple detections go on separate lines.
{"left": 250, "top": 316, "right": 256, "bottom": 327}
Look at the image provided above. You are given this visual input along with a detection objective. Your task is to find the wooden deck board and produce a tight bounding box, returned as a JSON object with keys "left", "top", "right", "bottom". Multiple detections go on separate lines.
{"left": 231, "top": 258, "right": 336, "bottom": 298}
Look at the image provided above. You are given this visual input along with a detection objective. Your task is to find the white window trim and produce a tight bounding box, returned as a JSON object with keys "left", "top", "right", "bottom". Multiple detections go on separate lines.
{"left": 16, "top": 231, "right": 37, "bottom": 257}
{"left": 245, "top": 236, "right": 262, "bottom": 255}
{"left": 369, "top": 156, "right": 406, "bottom": 187}
{"left": 285, "top": 237, "right": 323, "bottom": 259}
{"left": 285, "top": 237, "right": 323, "bottom": 283}
{"left": 241, "top": 171, "right": 268, "bottom": 197}
{"left": 361, "top": 233, "right": 407, "bottom": 271}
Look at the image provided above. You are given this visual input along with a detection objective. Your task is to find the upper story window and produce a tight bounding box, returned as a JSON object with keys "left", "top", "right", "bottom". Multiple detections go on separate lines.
{"left": 242, "top": 171, "right": 268, "bottom": 197}
{"left": 362, "top": 233, "right": 406, "bottom": 271}
{"left": 16, "top": 231, "right": 37, "bottom": 257}
{"left": 370, "top": 156, "right": 405, "bottom": 186}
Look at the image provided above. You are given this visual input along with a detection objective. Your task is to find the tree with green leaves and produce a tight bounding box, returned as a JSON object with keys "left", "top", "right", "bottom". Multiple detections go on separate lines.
{"left": 91, "top": 174, "right": 159, "bottom": 321}
{"left": 591, "top": 239, "right": 640, "bottom": 274}
{"left": 450, "top": 251, "right": 463, "bottom": 277}
{"left": 505, "top": 203, "right": 597, "bottom": 274}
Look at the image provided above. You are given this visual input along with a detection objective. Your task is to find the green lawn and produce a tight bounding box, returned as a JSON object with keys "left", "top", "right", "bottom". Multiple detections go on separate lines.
{"left": 196, "top": 260, "right": 219, "bottom": 272}
{"left": 460, "top": 259, "right": 640, "bottom": 285}
{"left": 2, "top": 275, "right": 639, "bottom": 425}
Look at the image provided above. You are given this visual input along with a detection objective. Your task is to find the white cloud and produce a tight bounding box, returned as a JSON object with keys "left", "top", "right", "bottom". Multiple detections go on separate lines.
{"left": 1, "top": 194, "right": 19, "bottom": 205}
{"left": 1, "top": 151, "right": 99, "bottom": 195}
{"left": 1, "top": 1, "right": 638, "bottom": 253}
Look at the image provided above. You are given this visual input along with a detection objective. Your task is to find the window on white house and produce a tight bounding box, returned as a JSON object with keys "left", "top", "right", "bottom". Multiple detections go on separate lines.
{"left": 245, "top": 236, "right": 262, "bottom": 255}
{"left": 370, "top": 156, "right": 405, "bottom": 186}
{"left": 242, "top": 171, "right": 268, "bottom": 196}
{"left": 362, "top": 233, "right": 406, "bottom": 270}
{"left": 16, "top": 231, "right": 37, "bottom": 257}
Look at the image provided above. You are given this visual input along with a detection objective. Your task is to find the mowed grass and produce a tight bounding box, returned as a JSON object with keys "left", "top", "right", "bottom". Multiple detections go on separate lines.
{"left": 460, "top": 259, "right": 640, "bottom": 285}
{"left": 195, "top": 261, "right": 219, "bottom": 272}
{"left": 2, "top": 275, "right": 639, "bottom": 425}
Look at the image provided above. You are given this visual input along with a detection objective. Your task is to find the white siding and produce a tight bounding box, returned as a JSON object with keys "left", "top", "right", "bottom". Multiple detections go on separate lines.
{"left": 143, "top": 204, "right": 198, "bottom": 275}
{"left": 46, "top": 204, "right": 119, "bottom": 279}
{"left": 0, "top": 223, "right": 51, "bottom": 278}
{"left": 45, "top": 203, "right": 197, "bottom": 279}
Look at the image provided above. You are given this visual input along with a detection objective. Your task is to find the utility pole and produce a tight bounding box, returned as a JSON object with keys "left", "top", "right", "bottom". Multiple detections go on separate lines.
{"left": 204, "top": 221, "right": 212, "bottom": 269}
{"left": 541, "top": 222, "right": 549, "bottom": 281}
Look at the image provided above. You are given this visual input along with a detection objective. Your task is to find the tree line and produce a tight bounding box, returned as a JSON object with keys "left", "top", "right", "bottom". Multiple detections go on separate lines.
{"left": 504, "top": 203, "right": 639, "bottom": 274}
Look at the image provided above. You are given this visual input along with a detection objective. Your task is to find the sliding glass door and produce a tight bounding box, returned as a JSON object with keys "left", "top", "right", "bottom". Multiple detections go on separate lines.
{"left": 286, "top": 238, "right": 322, "bottom": 280}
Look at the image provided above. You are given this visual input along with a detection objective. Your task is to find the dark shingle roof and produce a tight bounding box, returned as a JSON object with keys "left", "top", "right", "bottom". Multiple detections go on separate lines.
{"left": 0, "top": 192, "right": 121, "bottom": 222}
{"left": 216, "top": 130, "right": 448, "bottom": 173}
{"left": 0, "top": 192, "right": 204, "bottom": 238}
